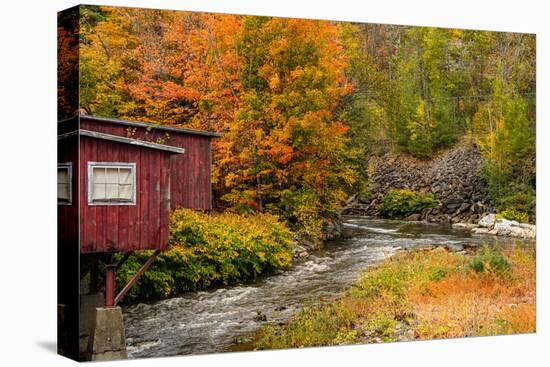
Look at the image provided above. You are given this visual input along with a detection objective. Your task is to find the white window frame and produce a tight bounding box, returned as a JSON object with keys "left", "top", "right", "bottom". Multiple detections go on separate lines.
{"left": 87, "top": 162, "right": 137, "bottom": 205}
{"left": 58, "top": 163, "right": 72, "bottom": 205}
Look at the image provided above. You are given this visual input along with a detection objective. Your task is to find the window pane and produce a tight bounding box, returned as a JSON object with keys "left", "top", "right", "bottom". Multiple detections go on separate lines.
{"left": 106, "top": 183, "right": 119, "bottom": 199}
{"left": 105, "top": 168, "right": 120, "bottom": 184}
{"left": 58, "top": 169, "right": 68, "bottom": 184}
{"left": 89, "top": 164, "right": 135, "bottom": 203}
{"left": 92, "top": 183, "right": 106, "bottom": 200}
{"left": 119, "top": 168, "right": 132, "bottom": 185}
{"left": 58, "top": 183, "right": 68, "bottom": 200}
{"left": 93, "top": 167, "right": 106, "bottom": 184}
{"left": 119, "top": 184, "right": 132, "bottom": 200}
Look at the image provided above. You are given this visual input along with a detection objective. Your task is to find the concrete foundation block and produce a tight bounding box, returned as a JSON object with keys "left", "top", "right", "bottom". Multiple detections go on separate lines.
{"left": 88, "top": 306, "right": 127, "bottom": 361}
{"left": 79, "top": 293, "right": 104, "bottom": 358}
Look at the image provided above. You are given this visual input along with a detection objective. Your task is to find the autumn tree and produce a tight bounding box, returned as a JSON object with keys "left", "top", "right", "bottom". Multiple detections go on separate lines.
{"left": 218, "top": 17, "right": 356, "bottom": 243}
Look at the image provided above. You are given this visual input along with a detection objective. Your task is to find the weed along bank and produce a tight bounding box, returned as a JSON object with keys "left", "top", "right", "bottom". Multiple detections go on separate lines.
{"left": 57, "top": 114, "right": 221, "bottom": 361}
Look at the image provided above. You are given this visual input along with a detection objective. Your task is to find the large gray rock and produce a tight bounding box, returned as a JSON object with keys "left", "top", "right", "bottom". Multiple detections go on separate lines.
{"left": 456, "top": 202, "right": 471, "bottom": 214}
{"left": 491, "top": 219, "right": 535, "bottom": 239}
{"left": 478, "top": 214, "right": 496, "bottom": 228}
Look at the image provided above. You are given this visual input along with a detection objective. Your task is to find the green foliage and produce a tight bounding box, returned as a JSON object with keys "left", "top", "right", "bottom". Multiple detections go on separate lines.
{"left": 377, "top": 189, "right": 437, "bottom": 219}
{"left": 428, "top": 267, "right": 448, "bottom": 281}
{"left": 497, "top": 209, "right": 529, "bottom": 224}
{"left": 387, "top": 28, "right": 459, "bottom": 158}
{"left": 278, "top": 188, "right": 325, "bottom": 246}
{"left": 407, "top": 100, "right": 434, "bottom": 158}
{"left": 472, "top": 63, "right": 535, "bottom": 217}
{"left": 497, "top": 187, "right": 535, "bottom": 216}
{"left": 468, "top": 246, "right": 511, "bottom": 277}
{"left": 116, "top": 209, "right": 294, "bottom": 303}
{"left": 353, "top": 252, "right": 450, "bottom": 301}
{"left": 333, "top": 329, "right": 359, "bottom": 345}
{"left": 363, "top": 311, "right": 400, "bottom": 341}
{"left": 355, "top": 265, "right": 407, "bottom": 299}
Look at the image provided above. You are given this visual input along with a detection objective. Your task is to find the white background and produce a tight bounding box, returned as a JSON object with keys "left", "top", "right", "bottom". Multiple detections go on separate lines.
{"left": 0, "top": 0, "right": 547, "bottom": 366}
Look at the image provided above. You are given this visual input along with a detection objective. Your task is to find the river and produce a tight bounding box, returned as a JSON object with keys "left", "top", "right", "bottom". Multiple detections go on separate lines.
{"left": 123, "top": 216, "right": 531, "bottom": 358}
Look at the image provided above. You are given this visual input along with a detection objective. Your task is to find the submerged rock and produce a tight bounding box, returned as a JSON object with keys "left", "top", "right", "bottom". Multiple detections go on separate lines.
{"left": 405, "top": 213, "right": 422, "bottom": 221}
{"left": 324, "top": 216, "right": 344, "bottom": 241}
{"left": 254, "top": 311, "right": 267, "bottom": 322}
{"left": 292, "top": 244, "right": 310, "bottom": 260}
{"left": 452, "top": 222, "right": 478, "bottom": 230}
{"left": 472, "top": 227, "right": 492, "bottom": 235}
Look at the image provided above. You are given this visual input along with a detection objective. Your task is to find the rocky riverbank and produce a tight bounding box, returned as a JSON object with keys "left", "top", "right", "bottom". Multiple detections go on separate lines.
{"left": 341, "top": 144, "right": 493, "bottom": 224}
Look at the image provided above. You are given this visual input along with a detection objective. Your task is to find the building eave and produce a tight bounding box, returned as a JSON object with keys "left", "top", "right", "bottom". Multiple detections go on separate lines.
{"left": 58, "top": 129, "right": 186, "bottom": 154}
{"left": 75, "top": 115, "right": 224, "bottom": 138}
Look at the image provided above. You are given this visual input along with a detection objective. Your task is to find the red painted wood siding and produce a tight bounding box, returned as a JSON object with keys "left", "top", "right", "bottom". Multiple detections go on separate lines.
{"left": 58, "top": 133, "right": 78, "bottom": 245}
{"left": 79, "top": 135, "right": 172, "bottom": 253}
{"left": 80, "top": 116, "right": 213, "bottom": 211}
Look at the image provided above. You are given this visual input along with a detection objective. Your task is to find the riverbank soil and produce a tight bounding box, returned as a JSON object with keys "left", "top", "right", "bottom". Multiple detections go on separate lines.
{"left": 254, "top": 245, "right": 535, "bottom": 349}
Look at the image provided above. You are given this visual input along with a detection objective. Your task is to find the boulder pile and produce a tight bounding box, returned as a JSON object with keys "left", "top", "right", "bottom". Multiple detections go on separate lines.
{"left": 341, "top": 145, "right": 493, "bottom": 224}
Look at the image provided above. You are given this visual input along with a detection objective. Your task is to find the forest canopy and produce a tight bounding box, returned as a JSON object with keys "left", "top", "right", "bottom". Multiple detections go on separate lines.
{"left": 75, "top": 6, "right": 536, "bottom": 241}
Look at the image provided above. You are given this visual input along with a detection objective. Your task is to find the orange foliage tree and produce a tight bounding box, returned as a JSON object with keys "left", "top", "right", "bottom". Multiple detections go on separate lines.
{"left": 80, "top": 7, "right": 359, "bottom": 243}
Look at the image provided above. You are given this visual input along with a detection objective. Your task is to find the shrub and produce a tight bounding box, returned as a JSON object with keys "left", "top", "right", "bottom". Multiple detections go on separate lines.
{"left": 116, "top": 209, "right": 294, "bottom": 303}
{"left": 355, "top": 266, "right": 407, "bottom": 299}
{"left": 468, "top": 246, "right": 511, "bottom": 277}
{"left": 378, "top": 189, "right": 437, "bottom": 219}
{"left": 428, "top": 267, "right": 448, "bottom": 282}
{"left": 279, "top": 188, "right": 325, "bottom": 246}
{"left": 363, "top": 311, "right": 400, "bottom": 341}
{"left": 497, "top": 208, "right": 530, "bottom": 223}
{"left": 490, "top": 184, "right": 535, "bottom": 221}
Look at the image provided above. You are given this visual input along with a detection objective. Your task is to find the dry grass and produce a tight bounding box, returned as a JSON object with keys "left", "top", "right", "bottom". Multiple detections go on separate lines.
{"left": 409, "top": 248, "right": 535, "bottom": 339}
{"left": 254, "top": 245, "right": 536, "bottom": 350}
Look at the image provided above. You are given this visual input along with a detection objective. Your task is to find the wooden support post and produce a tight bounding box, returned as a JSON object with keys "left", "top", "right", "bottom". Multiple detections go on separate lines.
{"left": 114, "top": 250, "right": 160, "bottom": 306}
{"left": 105, "top": 264, "right": 117, "bottom": 308}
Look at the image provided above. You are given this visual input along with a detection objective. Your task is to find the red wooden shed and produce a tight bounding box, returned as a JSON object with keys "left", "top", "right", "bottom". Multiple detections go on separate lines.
{"left": 58, "top": 114, "right": 221, "bottom": 307}
{"left": 58, "top": 115, "right": 221, "bottom": 254}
